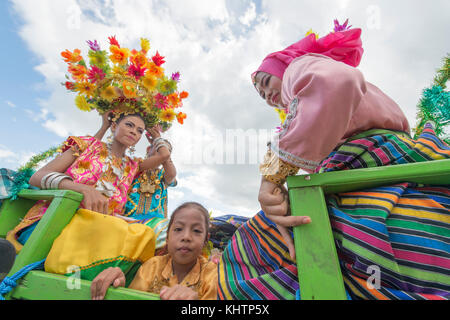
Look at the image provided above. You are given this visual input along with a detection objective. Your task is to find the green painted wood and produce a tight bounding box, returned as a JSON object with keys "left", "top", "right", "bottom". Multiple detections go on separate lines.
{"left": 289, "top": 187, "right": 347, "bottom": 300}
{"left": 0, "top": 198, "right": 35, "bottom": 238}
{"left": 286, "top": 159, "right": 450, "bottom": 300}
{"left": 287, "top": 159, "right": 450, "bottom": 194}
{"left": 10, "top": 270, "right": 160, "bottom": 300}
{"left": 18, "top": 189, "right": 84, "bottom": 202}
{"left": 7, "top": 190, "right": 83, "bottom": 277}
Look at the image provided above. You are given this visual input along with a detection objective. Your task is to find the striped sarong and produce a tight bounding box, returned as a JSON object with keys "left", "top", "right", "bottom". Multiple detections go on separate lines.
{"left": 218, "top": 124, "right": 450, "bottom": 300}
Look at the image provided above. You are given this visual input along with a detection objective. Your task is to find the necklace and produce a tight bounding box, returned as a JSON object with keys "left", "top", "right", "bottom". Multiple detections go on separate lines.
{"left": 95, "top": 142, "right": 129, "bottom": 198}
{"left": 138, "top": 168, "right": 162, "bottom": 198}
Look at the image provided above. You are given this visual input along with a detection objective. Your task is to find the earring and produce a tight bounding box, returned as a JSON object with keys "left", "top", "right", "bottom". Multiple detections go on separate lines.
{"left": 128, "top": 145, "right": 136, "bottom": 156}
{"left": 107, "top": 133, "right": 114, "bottom": 144}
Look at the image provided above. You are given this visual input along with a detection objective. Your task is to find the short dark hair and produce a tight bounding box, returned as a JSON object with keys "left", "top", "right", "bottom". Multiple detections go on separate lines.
{"left": 167, "top": 202, "right": 210, "bottom": 242}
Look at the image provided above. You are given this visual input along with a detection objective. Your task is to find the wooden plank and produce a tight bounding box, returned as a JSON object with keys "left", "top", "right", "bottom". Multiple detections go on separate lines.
{"left": 7, "top": 193, "right": 82, "bottom": 276}
{"left": 10, "top": 270, "right": 160, "bottom": 300}
{"left": 289, "top": 187, "right": 347, "bottom": 300}
{"left": 18, "top": 189, "right": 83, "bottom": 202}
{"left": 287, "top": 159, "right": 450, "bottom": 194}
{"left": 0, "top": 198, "right": 36, "bottom": 238}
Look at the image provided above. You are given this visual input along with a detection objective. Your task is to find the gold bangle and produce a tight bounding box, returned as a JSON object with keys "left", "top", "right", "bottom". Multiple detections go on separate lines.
{"left": 260, "top": 149, "right": 300, "bottom": 185}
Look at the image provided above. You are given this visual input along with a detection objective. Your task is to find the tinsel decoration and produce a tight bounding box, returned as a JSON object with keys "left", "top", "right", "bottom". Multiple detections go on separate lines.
{"left": 413, "top": 54, "right": 450, "bottom": 144}
{"left": 9, "top": 146, "right": 60, "bottom": 200}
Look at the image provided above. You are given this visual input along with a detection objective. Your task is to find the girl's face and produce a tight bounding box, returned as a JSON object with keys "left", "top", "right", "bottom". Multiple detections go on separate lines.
{"left": 167, "top": 208, "right": 207, "bottom": 267}
{"left": 111, "top": 115, "right": 145, "bottom": 148}
{"left": 253, "top": 72, "right": 283, "bottom": 108}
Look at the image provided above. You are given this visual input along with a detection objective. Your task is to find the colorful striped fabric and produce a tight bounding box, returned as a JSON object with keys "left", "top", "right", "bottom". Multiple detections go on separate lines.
{"left": 218, "top": 124, "right": 450, "bottom": 300}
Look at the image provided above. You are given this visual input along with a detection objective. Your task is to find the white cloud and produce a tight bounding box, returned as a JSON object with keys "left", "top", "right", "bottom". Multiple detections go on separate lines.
{"left": 9, "top": 0, "right": 450, "bottom": 218}
{"left": 5, "top": 100, "right": 16, "bottom": 108}
{"left": 239, "top": 2, "right": 256, "bottom": 27}
{"left": 0, "top": 147, "right": 15, "bottom": 159}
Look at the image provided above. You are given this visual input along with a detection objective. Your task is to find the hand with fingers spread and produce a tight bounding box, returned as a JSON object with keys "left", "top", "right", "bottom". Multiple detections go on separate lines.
{"left": 160, "top": 285, "right": 199, "bottom": 300}
{"left": 258, "top": 178, "right": 311, "bottom": 260}
{"left": 91, "top": 267, "right": 126, "bottom": 300}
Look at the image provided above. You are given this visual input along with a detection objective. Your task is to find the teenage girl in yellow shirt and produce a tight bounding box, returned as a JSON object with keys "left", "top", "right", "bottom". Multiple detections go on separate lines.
{"left": 90, "top": 202, "right": 218, "bottom": 300}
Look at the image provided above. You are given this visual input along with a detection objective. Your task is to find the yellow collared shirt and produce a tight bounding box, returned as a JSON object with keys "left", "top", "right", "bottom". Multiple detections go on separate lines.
{"left": 129, "top": 254, "right": 218, "bottom": 300}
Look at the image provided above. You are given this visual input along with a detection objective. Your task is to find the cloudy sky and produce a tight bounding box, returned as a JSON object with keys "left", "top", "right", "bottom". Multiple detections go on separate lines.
{"left": 0, "top": 0, "right": 449, "bottom": 217}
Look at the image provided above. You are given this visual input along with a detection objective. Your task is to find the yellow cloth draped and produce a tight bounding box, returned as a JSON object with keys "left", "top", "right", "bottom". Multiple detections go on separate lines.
{"left": 45, "top": 209, "right": 156, "bottom": 276}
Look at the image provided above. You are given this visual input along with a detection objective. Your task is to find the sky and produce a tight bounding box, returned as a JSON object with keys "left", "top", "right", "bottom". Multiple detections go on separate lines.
{"left": 0, "top": 0, "right": 449, "bottom": 217}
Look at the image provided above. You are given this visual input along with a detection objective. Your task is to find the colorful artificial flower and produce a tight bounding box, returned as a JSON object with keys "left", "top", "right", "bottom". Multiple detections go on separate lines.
{"left": 75, "top": 95, "right": 93, "bottom": 111}
{"left": 176, "top": 112, "right": 187, "bottom": 124}
{"left": 275, "top": 108, "right": 287, "bottom": 124}
{"left": 61, "top": 49, "right": 83, "bottom": 64}
{"left": 152, "top": 51, "right": 166, "bottom": 66}
{"left": 305, "top": 29, "right": 319, "bottom": 39}
{"left": 68, "top": 64, "right": 88, "bottom": 81}
{"left": 109, "top": 45, "right": 129, "bottom": 65}
{"left": 64, "top": 81, "right": 76, "bottom": 90}
{"left": 87, "top": 40, "right": 101, "bottom": 51}
{"left": 171, "top": 72, "right": 181, "bottom": 82}
{"left": 112, "top": 65, "right": 127, "bottom": 76}
{"left": 87, "top": 65, "right": 106, "bottom": 83}
{"left": 128, "top": 64, "right": 147, "bottom": 80}
{"left": 334, "top": 19, "right": 352, "bottom": 32}
{"left": 159, "top": 109, "right": 176, "bottom": 122}
{"left": 141, "top": 74, "right": 158, "bottom": 91}
{"left": 122, "top": 80, "right": 137, "bottom": 99}
{"left": 62, "top": 36, "right": 188, "bottom": 129}
{"left": 180, "top": 91, "right": 189, "bottom": 99}
{"left": 146, "top": 62, "right": 164, "bottom": 78}
{"left": 130, "top": 51, "right": 147, "bottom": 67}
{"left": 108, "top": 35, "right": 120, "bottom": 47}
{"left": 157, "top": 78, "right": 177, "bottom": 96}
{"left": 88, "top": 50, "right": 108, "bottom": 67}
{"left": 154, "top": 93, "right": 169, "bottom": 110}
{"left": 167, "top": 93, "right": 181, "bottom": 107}
{"left": 100, "top": 86, "right": 119, "bottom": 102}
{"left": 75, "top": 81, "right": 96, "bottom": 97}
{"left": 141, "top": 38, "right": 150, "bottom": 53}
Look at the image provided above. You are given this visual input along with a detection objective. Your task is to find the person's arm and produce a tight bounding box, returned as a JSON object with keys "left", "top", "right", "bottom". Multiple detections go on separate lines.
{"left": 139, "top": 146, "right": 171, "bottom": 172}
{"left": 138, "top": 127, "right": 171, "bottom": 172}
{"left": 93, "top": 111, "right": 113, "bottom": 141}
{"left": 162, "top": 157, "right": 177, "bottom": 185}
{"left": 29, "top": 148, "right": 110, "bottom": 215}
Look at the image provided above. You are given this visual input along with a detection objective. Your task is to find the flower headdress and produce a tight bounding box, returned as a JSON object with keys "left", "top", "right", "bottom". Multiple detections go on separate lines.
{"left": 62, "top": 36, "right": 188, "bottom": 129}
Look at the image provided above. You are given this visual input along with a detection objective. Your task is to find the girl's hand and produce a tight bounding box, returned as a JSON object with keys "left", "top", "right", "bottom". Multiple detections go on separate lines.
{"left": 100, "top": 111, "right": 113, "bottom": 129}
{"left": 258, "top": 178, "right": 311, "bottom": 260}
{"left": 160, "top": 285, "right": 199, "bottom": 300}
{"left": 91, "top": 267, "right": 126, "bottom": 300}
{"left": 79, "top": 185, "right": 110, "bottom": 215}
{"left": 146, "top": 126, "right": 161, "bottom": 140}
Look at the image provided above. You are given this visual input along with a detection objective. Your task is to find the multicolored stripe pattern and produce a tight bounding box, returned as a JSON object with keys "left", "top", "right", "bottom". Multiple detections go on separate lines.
{"left": 218, "top": 124, "right": 450, "bottom": 300}
{"left": 218, "top": 211, "right": 298, "bottom": 300}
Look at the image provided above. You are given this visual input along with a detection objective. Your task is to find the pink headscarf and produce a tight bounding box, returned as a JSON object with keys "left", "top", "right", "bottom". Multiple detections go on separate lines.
{"left": 253, "top": 28, "right": 364, "bottom": 81}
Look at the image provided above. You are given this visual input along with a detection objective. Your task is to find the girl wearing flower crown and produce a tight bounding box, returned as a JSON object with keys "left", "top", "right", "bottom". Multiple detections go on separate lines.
{"left": 218, "top": 20, "right": 450, "bottom": 300}
{"left": 6, "top": 37, "right": 189, "bottom": 283}
{"left": 92, "top": 111, "right": 177, "bottom": 251}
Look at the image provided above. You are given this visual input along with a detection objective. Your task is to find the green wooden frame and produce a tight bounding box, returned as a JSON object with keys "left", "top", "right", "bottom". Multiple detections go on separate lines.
{"left": 1, "top": 159, "right": 449, "bottom": 300}
{"left": 0, "top": 189, "right": 159, "bottom": 300}
{"left": 287, "top": 159, "right": 450, "bottom": 300}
